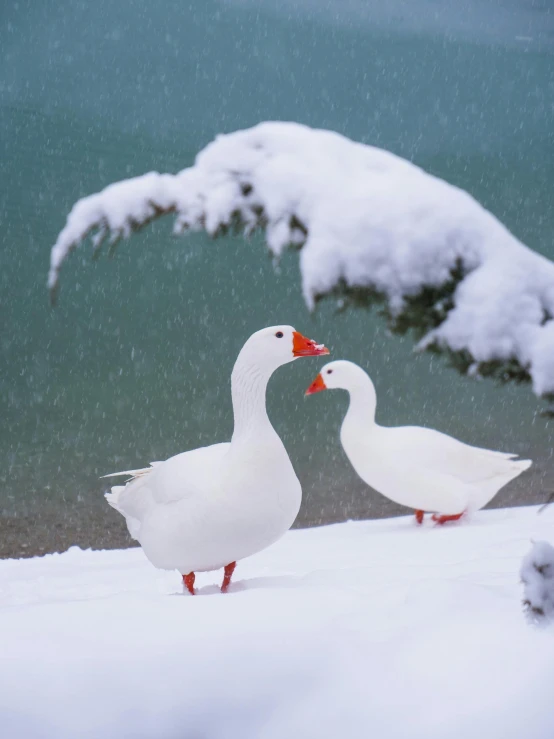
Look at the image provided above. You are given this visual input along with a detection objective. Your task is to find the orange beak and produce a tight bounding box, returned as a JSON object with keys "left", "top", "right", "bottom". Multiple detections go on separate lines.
{"left": 305, "top": 373, "right": 327, "bottom": 395}
{"left": 292, "top": 331, "right": 330, "bottom": 358}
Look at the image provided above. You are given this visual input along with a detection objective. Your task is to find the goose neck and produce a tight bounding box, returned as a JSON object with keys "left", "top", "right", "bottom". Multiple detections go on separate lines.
{"left": 231, "top": 357, "right": 273, "bottom": 440}
{"left": 344, "top": 377, "right": 377, "bottom": 427}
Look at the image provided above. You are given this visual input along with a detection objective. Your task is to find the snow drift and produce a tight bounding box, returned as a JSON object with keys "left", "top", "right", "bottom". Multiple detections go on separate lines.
{"left": 2, "top": 507, "right": 554, "bottom": 739}
{"left": 48, "top": 122, "right": 554, "bottom": 397}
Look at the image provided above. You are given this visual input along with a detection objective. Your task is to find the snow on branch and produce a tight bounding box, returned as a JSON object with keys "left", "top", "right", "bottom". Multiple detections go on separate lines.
{"left": 521, "top": 541, "right": 554, "bottom": 625}
{"left": 49, "top": 122, "right": 554, "bottom": 398}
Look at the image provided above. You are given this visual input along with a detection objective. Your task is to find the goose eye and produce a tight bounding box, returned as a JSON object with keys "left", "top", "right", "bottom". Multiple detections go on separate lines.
{"left": 327, "top": 369, "right": 333, "bottom": 374}
{"left": 275, "top": 331, "right": 284, "bottom": 338}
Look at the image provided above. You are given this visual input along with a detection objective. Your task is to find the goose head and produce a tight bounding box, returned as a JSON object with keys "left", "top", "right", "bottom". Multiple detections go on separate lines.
{"left": 305, "top": 360, "right": 369, "bottom": 394}
{"left": 239, "top": 325, "right": 329, "bottom": 371}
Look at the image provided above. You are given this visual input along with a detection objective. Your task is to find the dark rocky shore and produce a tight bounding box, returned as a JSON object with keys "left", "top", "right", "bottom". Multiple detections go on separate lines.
{"left": 0, "top": 506, "right": 136, "bottom": 560}
{"left": 1, "top": 470, "right": 549, "bottom": 559}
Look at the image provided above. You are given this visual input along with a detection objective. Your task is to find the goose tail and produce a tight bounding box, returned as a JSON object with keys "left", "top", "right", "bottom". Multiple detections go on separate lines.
{"left": 104, "top": 485, "right": 142, "bottom": 540}
{"left": 101, "top": 464, "right": 160, "bottom": 480}
{"left": 102, "top": 464, "right": 161, "bottom": 540}
{"left": 470, "top": 457, "right": 532, "bottom": 511}
{"left": 516, "top": 459, "right": 533, "bottom": 473}
{"left": 104, "top": 485, "right": 125, "bottom": 512}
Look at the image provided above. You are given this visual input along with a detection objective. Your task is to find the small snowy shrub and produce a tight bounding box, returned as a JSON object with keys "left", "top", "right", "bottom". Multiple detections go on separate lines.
{"left": 521, "top": 541, "right": 554, "bottom": 624}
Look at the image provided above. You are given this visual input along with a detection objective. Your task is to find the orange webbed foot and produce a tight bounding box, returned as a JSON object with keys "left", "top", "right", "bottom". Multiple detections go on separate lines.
{"left": 431, "top": 512, "right": 464, "bottom": 525}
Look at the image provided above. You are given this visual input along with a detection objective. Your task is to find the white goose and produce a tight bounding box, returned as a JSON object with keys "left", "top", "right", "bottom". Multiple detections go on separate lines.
{"left": 306, "top": 360, "right": 532, "bottom": 524}
{"left": 104, "top": 326, "right": 329, "bottom": 594}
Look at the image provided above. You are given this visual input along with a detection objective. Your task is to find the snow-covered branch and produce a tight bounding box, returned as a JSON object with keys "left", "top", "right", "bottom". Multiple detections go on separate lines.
{"left": 49, "top": 122, "right": 554, "bottom": 398}
{"left": 521, "top": 541, "right": 554, "bottom": 625}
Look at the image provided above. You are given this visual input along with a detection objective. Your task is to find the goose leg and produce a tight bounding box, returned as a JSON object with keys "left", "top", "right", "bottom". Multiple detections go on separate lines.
{"left": 183, "top": 572, "right": 195, "bottom": 595}
{"left": 432, "top": 512, "right": 464, "bottom": 525}
{"left": 415, "top": 510, "right": 425, "bottom": 524}
{"left": 221, "top": 561, "right": 236, "bottom": 593}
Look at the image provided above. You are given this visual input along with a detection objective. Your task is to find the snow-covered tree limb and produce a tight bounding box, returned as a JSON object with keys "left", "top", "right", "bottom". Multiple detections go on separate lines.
{"left": 521, "top": 541, "right": 554, "bottom": 625}
{"left": 49, "top": 122, "right": 554, "bottom": 398}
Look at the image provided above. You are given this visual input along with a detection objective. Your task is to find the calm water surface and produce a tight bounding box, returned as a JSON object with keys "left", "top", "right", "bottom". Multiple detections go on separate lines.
{"left": 1, "top": 0, "right": 553, "bottom": 555}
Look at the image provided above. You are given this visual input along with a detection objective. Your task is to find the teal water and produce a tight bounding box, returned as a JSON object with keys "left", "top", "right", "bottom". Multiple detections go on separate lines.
{"left": 1, "top": 1, "right": 553, "bottom": 554}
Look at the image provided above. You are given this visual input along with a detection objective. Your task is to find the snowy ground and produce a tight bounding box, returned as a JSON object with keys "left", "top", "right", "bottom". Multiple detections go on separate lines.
{"left": 1, "top": 506, "right": 554, "bottom": 739}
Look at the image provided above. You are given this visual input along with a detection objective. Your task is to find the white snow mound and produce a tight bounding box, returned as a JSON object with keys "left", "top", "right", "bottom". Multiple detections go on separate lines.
{"left": 2, "top": 506, "right": 554, "bottom": 739}
{"left": 48, "top": 122, "right": 554, "bottom": 396}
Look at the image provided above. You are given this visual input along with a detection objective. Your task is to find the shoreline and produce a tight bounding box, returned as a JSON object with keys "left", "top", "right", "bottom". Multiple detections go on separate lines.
{"left": 1, "top": 483, "right": 548, "bottom": 559}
